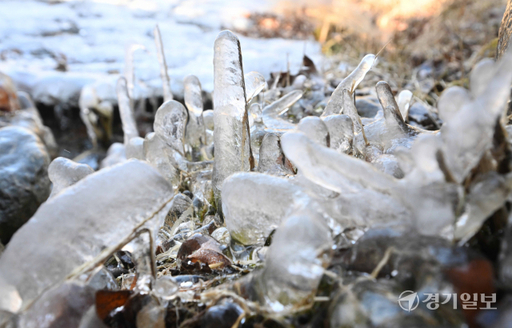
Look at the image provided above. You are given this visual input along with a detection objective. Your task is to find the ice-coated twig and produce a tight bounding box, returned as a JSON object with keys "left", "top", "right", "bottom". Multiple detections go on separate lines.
{"left": 124, "top": 44, "right": 146, "bottom": 102}
{"left": 184, "top": 75, "right": 207, "bottom": 159}
{"left": 117, "top": 77, "right": 139, "bottom": 143}
{"left": 322, "top": 54, "right": 376, "bottom": 116}
{"left": 262, "top": 90, "right": 302, "bottom": 130}
{"left": 245, "top": 71, "right": 266, "bottom": 103}
{"left": 78, "top": 85, "right": 99, "bottom": 147}
{"left": 212, "top": 30, "right": 254, "bottom": 211}
{"left": 154, "top": 25, "right": 173, "bottom": 102}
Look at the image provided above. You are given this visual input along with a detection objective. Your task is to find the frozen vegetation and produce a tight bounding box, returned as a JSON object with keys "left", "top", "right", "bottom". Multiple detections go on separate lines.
{"left": 2, "top": 4, "right": 512, "bottom": 326}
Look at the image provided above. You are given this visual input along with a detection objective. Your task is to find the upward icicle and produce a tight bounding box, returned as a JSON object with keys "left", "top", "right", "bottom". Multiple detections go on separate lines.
{"left": 212, "top": 30, "right": 253, "bottom": 213}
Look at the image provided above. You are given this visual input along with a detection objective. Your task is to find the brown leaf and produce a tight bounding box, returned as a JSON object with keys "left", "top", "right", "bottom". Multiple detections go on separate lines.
{"left": 177, "top": 234, "right": 232, "bottom": 270}
{"left": 95, "top": 290, "right": 133, "bottom": 320}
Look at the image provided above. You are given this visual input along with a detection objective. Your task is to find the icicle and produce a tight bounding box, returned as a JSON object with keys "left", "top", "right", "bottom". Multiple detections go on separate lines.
{"left": 124, "top": 44, "right": 145, "bottom": 102}
{"left": 184, "top": 75, "right": 206, "bottom": 160}
{"left": 322, "top": 54, "right": 376, "bottom": 116}
{"left": 154, "top": 25, "right": 173, "bottom": 102}
{"left": 117, "top": 77, "right": 139, "bottom": 144}
{"left": 342, "top": 89, "right": 368, "bottom": 145}
{"left": 376, "top": 81, "right": 408, "bottom": 133}
{"left": 212, "top": 30, "right": 253, "bottom": 212}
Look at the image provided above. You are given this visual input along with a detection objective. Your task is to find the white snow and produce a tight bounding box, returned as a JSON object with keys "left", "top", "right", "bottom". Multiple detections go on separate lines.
{"left": 0, "top": 0, "right": 322, "bottom": 106}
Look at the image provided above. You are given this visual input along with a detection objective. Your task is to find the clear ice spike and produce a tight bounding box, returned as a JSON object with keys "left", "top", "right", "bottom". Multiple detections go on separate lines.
{"left": 184, "top": 75, "right": 207, "bottom": 158}
{"left": 154, "top": 25, "right": 173, "bottom": 102}
{"left": 212, "top": 30, "right": 253, "bottom": 211}
{"left": 322, "top": 54, "right": 376, "bottom": 116}
{"left": 262, "top": 90, "right": 302, "bottom": 130}
{"left": 117, "top": 77, "right": 139, "bottom": 143}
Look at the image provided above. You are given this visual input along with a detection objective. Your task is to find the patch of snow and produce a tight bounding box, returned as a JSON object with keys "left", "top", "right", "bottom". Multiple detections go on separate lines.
{"left": 0, "top": 0, "right": 323, "bottom": 106}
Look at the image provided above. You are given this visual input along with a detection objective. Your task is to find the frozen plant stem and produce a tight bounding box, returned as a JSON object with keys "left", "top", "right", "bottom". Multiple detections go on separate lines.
{"left": 117, "top": 77, "right": 139, "bottom": 144}
{"left": 154, "top": 25, "right": 173, "bottom": 102}
{"left": 212, "top": 30, "right": 254, "bottom": 213}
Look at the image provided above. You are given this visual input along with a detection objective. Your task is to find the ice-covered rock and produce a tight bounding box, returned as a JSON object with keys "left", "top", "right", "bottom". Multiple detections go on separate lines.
{"left": 0, "top": 126, "right": 50, "bottom": 244}
{"left": 0, "top": 160, "right": 173, "bottom": 312}
{"left": 0, "top": 91, "right": 58, "bottom": 156}
{"left": 48, "top": 157, "right": 94, "bottom": 198}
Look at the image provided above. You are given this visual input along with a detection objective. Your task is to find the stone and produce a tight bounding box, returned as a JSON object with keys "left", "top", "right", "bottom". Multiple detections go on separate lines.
{"left": 0, "top": 126, "right": 50, "bottom": 244}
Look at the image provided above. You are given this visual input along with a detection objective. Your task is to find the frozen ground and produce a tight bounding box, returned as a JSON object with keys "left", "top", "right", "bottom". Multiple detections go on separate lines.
{"left": 0, "top": 0, "right": 322, "bottom": 106}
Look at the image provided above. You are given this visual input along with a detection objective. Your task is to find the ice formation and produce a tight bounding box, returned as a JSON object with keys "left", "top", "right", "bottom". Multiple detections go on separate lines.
{"left": 212, "top": 31, "right": 253, "bottom": 211}
{"left": 322, "top": 54, "right": 376, "bottom": 116}
{"left": 154, "top": 25, "right": 173, "bottom": 103}
{"left": 48, "top": 157, "right": 94, "bottom": 198}
{"left": 0, "top": 160, "right": 173, "bottom": 312}
{"left": 4, "top": 27, "right": 512, "bottom": 326}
